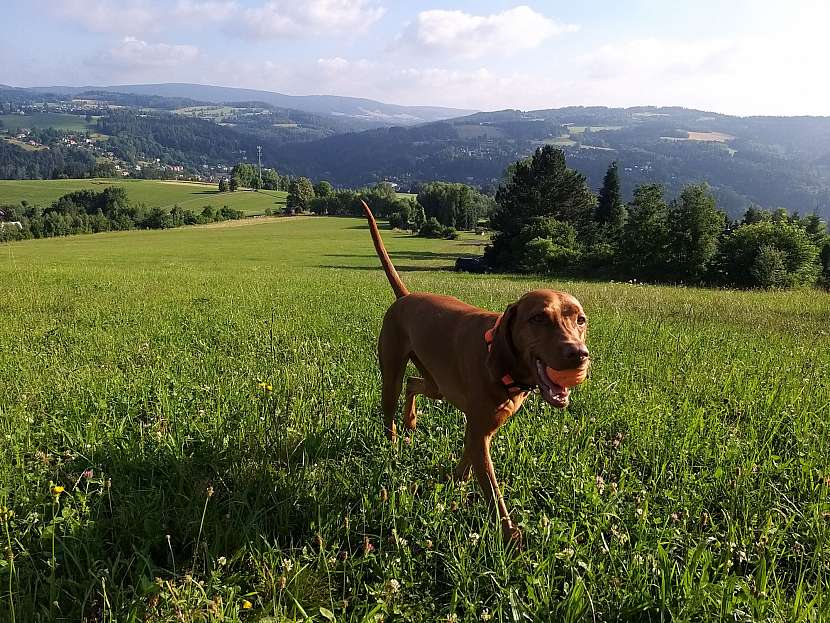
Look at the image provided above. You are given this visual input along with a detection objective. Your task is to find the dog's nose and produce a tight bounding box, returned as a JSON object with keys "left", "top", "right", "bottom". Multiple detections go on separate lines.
{"left": 566, "top": 343, "right": 590, "bottom": 363}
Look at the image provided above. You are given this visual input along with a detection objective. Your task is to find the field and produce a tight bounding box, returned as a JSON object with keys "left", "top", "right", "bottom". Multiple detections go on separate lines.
{"left": 566, "top": 126, "right": 623, "bottom": 134}
{"left": 687, "top": 132, "right": 734, "bottom": 143}
{"left": 661, "top": 132, "right": 736, "bottom": 144}
{"left": 0, "top": 179, "right": 287, "bottom": 215}
{"left": 0, "top": 218, "right": 829, "bottom": 621}
{"left": 0, "top": 113, "right": 96, "bottom": 133}
{"left": 1, "top": 138, "right": 47, "bottom": 152}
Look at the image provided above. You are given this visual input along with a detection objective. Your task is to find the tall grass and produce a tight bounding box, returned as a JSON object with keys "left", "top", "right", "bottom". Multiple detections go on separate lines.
{"left": 0, "top": 218, "right": 828, "bottom": 621}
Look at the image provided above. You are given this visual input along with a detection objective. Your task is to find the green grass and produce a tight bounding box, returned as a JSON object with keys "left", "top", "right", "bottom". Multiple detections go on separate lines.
{"left": 0, "top": 218, "right": 828, "bottom": 621}
{"left": 0, "top": 113, "right": 96, "bottom": 133}
{"left": 0, "top": 179, "right": 287, "bottom": 215}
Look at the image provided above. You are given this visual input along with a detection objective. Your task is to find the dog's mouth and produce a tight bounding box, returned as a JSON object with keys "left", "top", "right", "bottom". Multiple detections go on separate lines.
{"left": 535, "top": 359, "right": 570, "bottom": 408}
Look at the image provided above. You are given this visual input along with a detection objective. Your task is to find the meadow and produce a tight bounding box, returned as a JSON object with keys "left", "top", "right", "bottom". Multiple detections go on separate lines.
{"left": 0, "top": 114, "right": 96, "bottom": 133}
{"left": 0, "top": 217, "right": 828, "bottom": 621}
{"left": 0, "top": 179, "right": 287, "bottom": 215}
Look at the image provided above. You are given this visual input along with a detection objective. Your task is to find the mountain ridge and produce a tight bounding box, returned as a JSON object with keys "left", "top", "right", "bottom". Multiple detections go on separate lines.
{"left": 20, "top": 82, "right": 476, "bottom": 126}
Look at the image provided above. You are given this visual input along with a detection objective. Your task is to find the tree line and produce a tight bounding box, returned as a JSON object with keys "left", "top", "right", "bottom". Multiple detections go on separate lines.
{"left": 301, "top": 177, "right": 493, "bottom": 239}
{"left": 0, "top": 187, "right": 243, "bottom": 242}
{"left": 484, "top": 146, "right": 830, "bottom": 289}
{"left": 218, "top": 160, "right": 495, "bottom": 240}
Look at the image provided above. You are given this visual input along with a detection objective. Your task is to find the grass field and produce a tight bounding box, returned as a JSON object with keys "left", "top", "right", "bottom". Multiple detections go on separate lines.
{"left": 1, "top": 138, "right": 47, "bottom": 152}
{"left": 0, "top": 113, "right": 96, "bottom": 133}
{"left": 0, "top": 218, "right": 829, "bottom": 621}
{"left": 0, "top": 179, "right": 287, "bottom": 215}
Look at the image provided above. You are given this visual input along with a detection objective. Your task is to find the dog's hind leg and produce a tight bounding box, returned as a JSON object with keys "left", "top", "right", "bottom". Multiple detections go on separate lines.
{"left": 404, "top": 355, "right": 443, "bottom": 431}
{"left": 378, "top": 324, "right": 409, "bottom": 443}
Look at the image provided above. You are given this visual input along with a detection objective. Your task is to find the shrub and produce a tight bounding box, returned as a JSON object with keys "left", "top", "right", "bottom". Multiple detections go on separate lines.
{"left": 388, "top": 212, "right": 407, "bottom": 230}
{"left": 418, "top": 217, "right": 457, "bottom": 239}
{"left": 716, "top": 221, "right": 820, "bottom": 288}
{"left": 751, "top": 245, "right": 788, "bottom": 288}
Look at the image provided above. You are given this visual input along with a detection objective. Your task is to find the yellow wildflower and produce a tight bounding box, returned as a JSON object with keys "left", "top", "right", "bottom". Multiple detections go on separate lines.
{"left": 242, "top": 599, "right": 252, "bottom": 609}
{"left": 51, "top": 485, "right": 65, "bottom": 495}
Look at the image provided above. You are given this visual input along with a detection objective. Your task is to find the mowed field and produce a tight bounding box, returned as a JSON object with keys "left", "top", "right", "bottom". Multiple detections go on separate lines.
{"left": 0, "top": 179, "right": 287, "bottom": 215}
{"left": 0, "top": 218, "right": 828, "bottom": 621}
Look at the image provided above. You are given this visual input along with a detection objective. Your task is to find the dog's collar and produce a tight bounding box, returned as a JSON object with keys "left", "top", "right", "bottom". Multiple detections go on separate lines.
{"left": 485, "top": 314, "right": 536, "bottom": 394}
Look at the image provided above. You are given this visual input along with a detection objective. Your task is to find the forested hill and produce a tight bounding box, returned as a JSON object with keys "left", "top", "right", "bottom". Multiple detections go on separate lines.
{"left": 3, "top": 86, "right": 830, "bottom": 219}
{"left": 269, "top": 107, "right": 830, "bottom": 219}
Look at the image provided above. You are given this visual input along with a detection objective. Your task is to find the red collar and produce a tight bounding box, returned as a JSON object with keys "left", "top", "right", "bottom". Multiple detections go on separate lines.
{"left": 485, "top": 314, "right": 535, "bottom": 394}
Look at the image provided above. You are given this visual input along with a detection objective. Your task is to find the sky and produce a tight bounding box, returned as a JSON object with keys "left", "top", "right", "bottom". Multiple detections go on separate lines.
{"left": 2, "top": 0, "right": 830, "bottom": 116}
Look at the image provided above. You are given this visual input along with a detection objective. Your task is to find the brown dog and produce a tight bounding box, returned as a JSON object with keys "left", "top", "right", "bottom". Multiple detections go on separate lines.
{"left": 361, "top": 201, "right": 590, "bottom": 544}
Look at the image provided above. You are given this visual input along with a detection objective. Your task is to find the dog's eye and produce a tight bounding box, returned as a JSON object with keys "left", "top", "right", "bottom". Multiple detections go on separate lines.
{"left": 530, "top": 313, "right": 548, "bottom": 324}
{"left": 576, "top": 315, "right": 587, "bottom": 326}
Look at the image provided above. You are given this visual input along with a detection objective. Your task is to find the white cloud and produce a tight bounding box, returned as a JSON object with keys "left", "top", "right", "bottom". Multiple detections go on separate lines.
{"left": 45, "top": 0, "right": 158, "bottom": 34}
{"left": 308, "top": 57, "right": 555, "bottom": 109}
{"left": 231, "top": 0, "right": 385, "bottom": 39}
{"left": 173, "top": 0, "right": 238, "bottom": 23}
{"left": 578, "top": 38, "right": 739, "bottom": 81}
{"left": 396, "top": 5, "right": 577, "bottom": 59}
{"left": 572, "top": 32, "right": 830, "bottom": 115}
{"left": 98, "top": 37, "right": 200, "bottom": 69}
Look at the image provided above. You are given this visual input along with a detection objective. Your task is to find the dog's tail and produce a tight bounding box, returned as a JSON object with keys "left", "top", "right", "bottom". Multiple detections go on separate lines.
{"left": 361, "top": 200, "right": 409, "bottom": 298}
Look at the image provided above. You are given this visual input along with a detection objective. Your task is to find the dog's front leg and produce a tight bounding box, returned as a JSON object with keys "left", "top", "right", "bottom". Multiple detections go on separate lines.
{"left": 467, "top": 427, "right": 522, "bottom": 546}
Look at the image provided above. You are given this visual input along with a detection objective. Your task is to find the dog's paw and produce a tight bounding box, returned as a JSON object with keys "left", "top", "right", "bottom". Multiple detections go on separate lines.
{"left": 502, "top": 525, "right": 523, "bottom": 550}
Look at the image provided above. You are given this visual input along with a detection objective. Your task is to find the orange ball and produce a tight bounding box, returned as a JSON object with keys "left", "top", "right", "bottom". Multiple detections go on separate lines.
{"left": 546, "top": 366, "right": 587, "bottom": 388}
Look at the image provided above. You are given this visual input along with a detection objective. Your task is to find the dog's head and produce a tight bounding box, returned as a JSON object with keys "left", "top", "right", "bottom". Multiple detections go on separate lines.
{"left": 487, "top": 289, "right": 589, "bottom": 408}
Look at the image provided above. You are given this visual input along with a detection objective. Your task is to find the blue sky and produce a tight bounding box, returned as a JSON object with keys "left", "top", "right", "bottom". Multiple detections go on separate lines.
{"left": 2, "top": 1, "right": 829, "bottom": 115}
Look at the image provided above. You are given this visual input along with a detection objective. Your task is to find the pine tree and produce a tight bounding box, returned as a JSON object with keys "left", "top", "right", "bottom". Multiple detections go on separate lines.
{"left": 596, "top": 161, "right": 626, "bottom": 242}
{"left": 486, "top": 146, "right": 595, "bottom": 269}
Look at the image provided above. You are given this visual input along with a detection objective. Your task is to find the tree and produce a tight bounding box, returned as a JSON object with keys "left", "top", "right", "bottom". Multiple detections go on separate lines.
{"left": 261, "top": 168, "right": 281, "bottom": 190}
{"left": 230, "top": 163, "right": 258, "bottom": 188}
{"left": 595, "top": 161, "right": 626, "bottom": 243}
{"left": 715, "top": 220, "right": 820, "bottom": 288}
{"left": 621, "top": 184, "right": 670, "bottom": 280}
{"left": 667, "top": 184, "right": 726, "bottom": 282}
{"left": 218, "top": 178, "right": 229, "bottom": 192}
{"left": 228, "top": 177, "right": 239, "bottom": 191}
{"left": 486, "top": 146, "right": 595, "bottom": 270}
{"left": 742, "top": 205, "right": 771, "bottom": 224}
{"left": 510, "top": 217, "right": 581, "bottom": 273}
{"left": 314, "top": 180, "right": 334, "bottom": 198}
{"left": 361, "top": 182, "right": 399, "bottom": 217}
{"left": 410, "top": 202, "right": 426, "bottom": 232}
{"left": 417, "top": 182, "right": 491, "bottom": 230}
{"left": 287, "top": 177, "right": 315, "bottom": 213}
{"left": 803, "top": 212, "right": 828, "bottom": 244}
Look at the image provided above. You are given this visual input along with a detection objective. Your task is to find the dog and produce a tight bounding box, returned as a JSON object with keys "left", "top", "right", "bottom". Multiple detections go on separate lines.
{"left": 361, "top": 200, "right": 590, "bottom": 544}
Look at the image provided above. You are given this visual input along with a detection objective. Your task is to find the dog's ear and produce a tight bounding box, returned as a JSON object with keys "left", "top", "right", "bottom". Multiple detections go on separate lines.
{"left": 486, "top": 302, "right": 519, "bottom": 381}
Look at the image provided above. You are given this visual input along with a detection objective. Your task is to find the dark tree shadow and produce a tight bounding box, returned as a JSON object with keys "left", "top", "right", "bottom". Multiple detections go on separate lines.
{"left": 324, "top": 250, "right": 468, "bottom": 261}
{"left": 319, "top": 264, "right": 453, "bottom": 273}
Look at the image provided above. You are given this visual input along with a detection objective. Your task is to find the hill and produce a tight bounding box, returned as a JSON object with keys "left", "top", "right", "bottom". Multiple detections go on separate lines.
{"left": 22, "top": 83, "right": 475, "bottom": 126}
{"left": 271, "top": 106, "right": 830, "bottom": 218}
